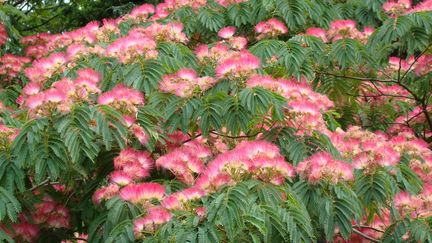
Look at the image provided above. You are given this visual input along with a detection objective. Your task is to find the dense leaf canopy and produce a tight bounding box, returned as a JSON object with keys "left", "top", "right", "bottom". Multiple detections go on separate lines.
{"left": 0, "top": 0, "right": 431, "bottom": 242}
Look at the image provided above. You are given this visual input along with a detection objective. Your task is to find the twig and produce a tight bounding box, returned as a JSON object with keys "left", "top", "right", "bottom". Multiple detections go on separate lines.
{"left": 210, "top": 131, "right": 260, "bottom": 139}
{"left": 316, "top": 71, "right": 396, "bottom": 83}
{"left": 67, "top": 237, "right": 87, "bottom": 242}
{"left": 347, "top": 92, "right": 414, "bottom": 100}
{"left": 353, "top": 225, "right": 385, "bottom": 233}
{"left": 399, "top": 44, "right": 432, "bottom": 83}
{"left": 352, "top": 229, "right": 380, "bottom": 243}
{"left": 28, "top": 179, "right": 50, "bottom": 191}
{"left": 19, "top": 13, "right": 62, "bottom": 32}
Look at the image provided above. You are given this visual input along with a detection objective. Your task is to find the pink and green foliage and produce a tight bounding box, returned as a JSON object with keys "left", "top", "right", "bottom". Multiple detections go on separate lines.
{"left": 0, "top": 0, "right": 432, "bottom": 242}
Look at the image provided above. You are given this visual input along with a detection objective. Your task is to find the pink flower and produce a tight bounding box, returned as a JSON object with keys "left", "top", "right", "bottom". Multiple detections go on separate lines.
{"left": 92, "top": 184, "right": 120, "bottom": 204}
{"left": 297, "top": 152, "right": 353, "bottom": 184}
{"left": 196, "top": 207, "right": 206, "bottom": 218}
{"left": 0, "top": 24, "right": 7, "bottom": 46}
{"left": 215, "top": 50, "right": 260, "bottom": 79}
{"left": 394, "top": 191, "right": 423, "bottom": 217}
{"left": 105, "top": 34, "right": 157, "bottom": 63}
{"left": 383, "top": 0, "right": 411, "bottom": 13}
{"left": 255, "top": 18, "right": 288, "bottom": 39}
{"left": 23, "top": 82, "right": 41, "bottom": 96}
{"left": 218, "top": 26, "right": 236, "bottom": 39}
{"left": 119, "top": 182, "right": 165, "bottom": 204}
{"left": 110, "top": 171, "right": 133, "bottom": 186}
{"left": 129, "top": 4, "right": 155, "bottom": 21}
{"left": 305, "top": 27, "right": 328, "bottom": 42}
{"left": 156, "top": 145, "right": 206, "bottom": 185}
{"left": 159, "top": 68, "right": 217, "bottom": 97}
{"left": 134, "top": 207, "right": 171, "bottom": 237}
{"left": 98, "top": 84, "right": 144, "bottom": 115}
{"left": 161, "top": 187, "right": 206, "bottom": 210}
{"left": 12, "top": 222, "right": 40, "bottom": 242}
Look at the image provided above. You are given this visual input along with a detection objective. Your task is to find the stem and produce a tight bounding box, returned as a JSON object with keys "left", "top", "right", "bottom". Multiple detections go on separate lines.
{"left": 353, "top": 225, "right": 385, "bottom": 233}
{"left": 316, "top": 71, "right": 396, "bottom": 83}
{"left": 209, "top": 131, "right": 260, "bottom": 139}
{"left": 399, "top": 44, "right": 432, "bottom": 83}
{"left": 352, "top": 229, "right": 380, "bottom": 243}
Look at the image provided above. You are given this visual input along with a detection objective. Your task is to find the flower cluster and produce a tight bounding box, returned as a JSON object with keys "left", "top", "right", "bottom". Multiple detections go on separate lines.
{"left": 151, "top": 0, "right": 207, "bottom": 18}
{"left": 383, "top": 0, "right": 412, "bottom": 14}
{"left": 131, "top": 140, "right": 294, "bottom": 237}
{"left": 215, "top": 0, "right": 247, "bottom": 7}
{"left": 329, "top": 127, "right": 401, "bottom": 173}
{"left": 105, "top": 34, "right": 157, "bottom": 64}
{"left": 0, "top": 54, "right": 31, "bottom": 82}
{"left": 196, "top": 141, "right": 296, "bottom": 191}
{"left": 98, "top": 84, "right": 144, "bottom": 117}
{"left": 195, "top": 43, "right": 232, "bottom": 63}
{"left": 215, "top": 50, "right": 261, "bottom": 79}
{"left": 130, "top": 22, "right": 188, "bottom": 43}
{"left": 159, "top": 68, "right": 217, "bottom": 97}
{"left": 255, "top": 18, "right": 288, "bottom": 40}
{"left": 134, "top": 207, "right": 171, "bottom": 237}
{"left": 388, "top": 56, "right": 415, "bottom": 72}
{"left": 345, "top": 210, "right": 391, "bottom": 241}
{"left": 217, "top": 26, "right": 248, "bottom": 49}
{"left": 92, "top": 19, "right": 120, "bottom": 42}
{"left": 120, "top": 182, "right": 165, "bottom": 205}
{"left": 24, "top": 52, "right": 68, "bottom": 84}
{"left": 305, "top": 20, "right": 374, "bottom": 44}
{"left": 22, "top": 68, "right": 102, "bottom": 117}
{"left": 415, "top": 55, "right": 432, "bottom": 76}
{"left": 405, "top": 0, "right": 432, "bottom": 13}
{"left": 246, "top": 75, "right": 333, "bottom": 134}
{"left": 390, "top": 135, "right": 432, "bottom": 183}
{"left": 0, "top": 23, "right": 7, "bottom": 46}
{"left": 93, "top": 148, "right": 153, "bottom": 203}
{"left": 32, "top": 197, "right": 70, "bottom": 228}
{"left": 296, "top": 152, "right": 353, "bottom": 184}
{"left": 0, "top": 124, "right": 20, "bottom": 148}
{"left": 1, "top": 215, "right": 40, "bottom": 242}
{"left": 156, "top": 139, "right": 211, "bottom": 184}
{"left": 125, "top": 4, "right": 155, "bottom": 22}
{"left": 113, "top": 148, "right": 153, "bottom": 181}
{"left": 161, "top": 187, "right": 206, "bottom": 211}
{"left": 394, "top": 186, "right": 432, "bottom": 218}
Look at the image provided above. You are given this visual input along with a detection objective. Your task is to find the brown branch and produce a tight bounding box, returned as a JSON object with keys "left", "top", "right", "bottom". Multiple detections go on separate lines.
{"left": 347, "top": 92, "right": 414, "bottom": 100}
{"left": 353, "top": 225, "right": 385, "bottom": 233}
{"left": 28, "top": 179, "right": 61, "bottom": 191}
{"left": 352, "top": 229, "right": 380, "bottom": 243}
{"left": 399, "top": 44, "right": 432, "bottom": 83}
{"left": 19, "top": 13, "right": 62, "bottom": 32}
{"left": 210, "top": 131, "right": 260, "bottom": 139}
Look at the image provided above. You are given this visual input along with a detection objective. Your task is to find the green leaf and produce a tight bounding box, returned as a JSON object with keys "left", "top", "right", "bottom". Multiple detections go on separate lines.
{"left": 197, "top": 7, "right": 225, "bottom": 32}
{"left": 0, "top": 187, "right": 21, "bottom": 222}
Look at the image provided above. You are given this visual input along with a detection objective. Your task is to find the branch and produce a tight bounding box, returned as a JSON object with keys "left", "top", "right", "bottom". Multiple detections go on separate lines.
{"left": 67, "top": 237, "right": 87, "bottom": 242}
{"left": 182, "top": 133, "right": 202, "bottom": 144}
{"left": 352, "top": 229, "right": 380, "bottom": 243}
{"left": 19, "top": 13, "right": 62, "bottom": 32}
{"left": 28, "top": 179, "right": 61, "bottom": 191}
{"left": 399, "top": 44, "right": 432, "bottom": 83}
{"left": 210, "top": 131, "right": 260, "bottom": 139}
{"left": 353, "top": 225, "right": 385, "bottom": 233}
{"left": 316, "top": 71, "right": 396, "bottom": 83}
{"left": 348, "top": 92, "right": 414, "bottom": 100}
